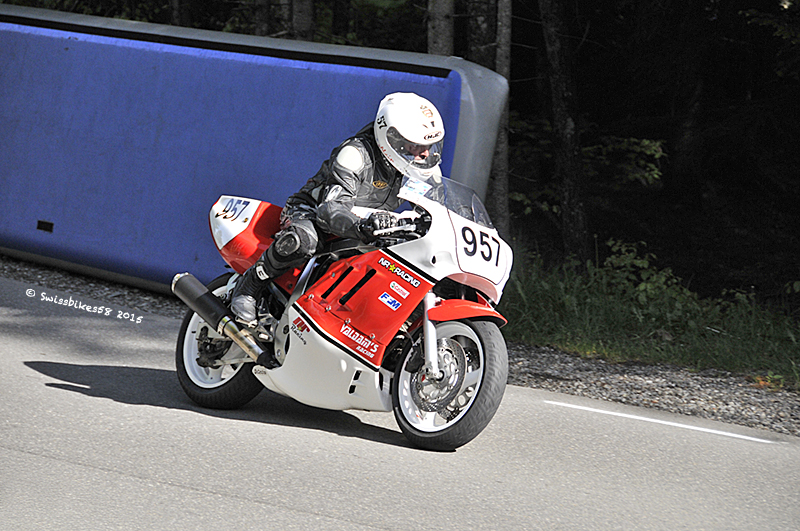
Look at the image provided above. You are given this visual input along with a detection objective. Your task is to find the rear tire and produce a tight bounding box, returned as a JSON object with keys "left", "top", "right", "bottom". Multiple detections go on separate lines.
{"left": 176, "top": 273, "right": 263, "bottom": 409}
{"left": 392, "top": 319, "right": 508, "bottom": 451}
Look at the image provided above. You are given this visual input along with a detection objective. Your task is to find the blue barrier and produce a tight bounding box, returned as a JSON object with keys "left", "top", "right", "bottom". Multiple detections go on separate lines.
{"left": 0, "top": 5, "right": 506, "bottom": 289}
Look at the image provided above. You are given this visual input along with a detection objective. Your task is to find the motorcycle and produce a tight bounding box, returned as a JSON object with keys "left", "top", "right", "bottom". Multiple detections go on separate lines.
{"left": 171, "top": 174, "right": 513, "bottom": 451}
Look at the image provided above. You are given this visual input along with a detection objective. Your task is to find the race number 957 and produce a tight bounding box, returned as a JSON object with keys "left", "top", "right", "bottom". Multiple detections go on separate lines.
{"left": 215, "top": 198, "right": 250, "bottom": 222}
{"left": 461, "top": 227, "right": 501, "bottom": 266}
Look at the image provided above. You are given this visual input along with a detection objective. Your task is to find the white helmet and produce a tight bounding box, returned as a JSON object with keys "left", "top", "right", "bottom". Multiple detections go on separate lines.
{"left": 374, "top": 92, "right": 445, "bottom": 176}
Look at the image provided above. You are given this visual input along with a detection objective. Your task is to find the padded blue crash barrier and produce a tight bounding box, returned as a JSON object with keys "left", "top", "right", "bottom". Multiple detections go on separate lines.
{"left": 0, "top": 5, "right": 506, "bottom": 289}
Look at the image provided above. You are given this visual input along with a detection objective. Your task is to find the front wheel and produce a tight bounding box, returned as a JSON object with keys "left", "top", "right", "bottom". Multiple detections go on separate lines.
{"left": 392, "top": 319, "right": 508, "bottom": 451}
{"left": 176, "top": 273, "right": 263, "bottom": 409}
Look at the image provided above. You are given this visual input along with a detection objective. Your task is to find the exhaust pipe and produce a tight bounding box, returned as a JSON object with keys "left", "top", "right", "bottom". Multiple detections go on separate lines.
{"left": 171, "top": 273, "right": 269, "bottom": 365}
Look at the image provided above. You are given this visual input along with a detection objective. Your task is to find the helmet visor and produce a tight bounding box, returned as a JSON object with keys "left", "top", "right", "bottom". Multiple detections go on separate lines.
{"left": 386, "top": 127, "right": 442, "bottom": 170}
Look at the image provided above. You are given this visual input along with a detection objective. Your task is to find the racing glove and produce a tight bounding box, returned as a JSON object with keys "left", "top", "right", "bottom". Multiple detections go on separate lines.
{"left": 357, "top": 211, "right": 398, "bottom": 243}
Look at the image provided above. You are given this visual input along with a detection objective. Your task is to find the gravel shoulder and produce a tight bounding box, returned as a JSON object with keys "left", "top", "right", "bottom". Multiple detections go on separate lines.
{"left": 2, "top": 253, "right": 798, "bottom": 439}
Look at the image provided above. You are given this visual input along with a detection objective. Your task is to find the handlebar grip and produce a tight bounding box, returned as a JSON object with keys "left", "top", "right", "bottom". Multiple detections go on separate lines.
{"left": 373, "top": 222, "right": 416, "bottom": 236}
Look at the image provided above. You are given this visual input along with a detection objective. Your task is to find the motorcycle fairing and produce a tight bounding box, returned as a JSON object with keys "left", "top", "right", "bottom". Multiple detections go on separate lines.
{"left": 392, "top": 179, "right": 513, "bottom": 303}
{"left": 427, "top": 298, "right": 507, "bottom": 327}
{"left": 210, "top": 195, "right": 303, "bottom": 293}
{"left": 209, "top": 195, "right": 284, "bottom": 274}
{"left": 252, "top": 303, "right": 395, "bottom": 412}
{"left": 293, "top": 249, "right": 435, "bottom": 368}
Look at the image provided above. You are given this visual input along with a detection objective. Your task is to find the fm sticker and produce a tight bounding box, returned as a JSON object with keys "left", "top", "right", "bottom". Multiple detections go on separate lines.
{"left": 379, "top": 292, "right": 402, "bottom": 311}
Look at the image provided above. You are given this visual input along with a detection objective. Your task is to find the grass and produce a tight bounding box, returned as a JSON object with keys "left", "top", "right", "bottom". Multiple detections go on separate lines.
{"left": 497, "top": 241, "right": 800, "bottom": 389}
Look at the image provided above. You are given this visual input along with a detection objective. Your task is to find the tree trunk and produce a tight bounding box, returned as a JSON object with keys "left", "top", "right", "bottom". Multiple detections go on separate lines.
{"left": 332, "top": 0, "right": 349, "bottom": 41}
{"left": 170, "top": 0, "right": 192, "bottom": 27}
{"left": 271, "top": 0, "right": 291, "bottom": 37}
{"left": 538, "top": 0, "right": 589, "bottom": 263}
{"left": 485, "top": 0, "right": 511, "bottom": 238}
{"left": 464, "top": 0, "right": 511, "bottom": 238}
{"left": 170, "top": 0, "right": 180, "bottom": 26}
{"left": 427, "top": 0, "right": 454, "bottom": 56}
{"left": 670, "top": 79, "right": 704, "bottom": 198}
{"left": 292, "top": 0, "right": 315, "bottom": 41}
{"left": 254, "top": 0, "right": 271, "bottom": 37}
{"left": 466, "top": 0, "right": 497, "bottom": 69}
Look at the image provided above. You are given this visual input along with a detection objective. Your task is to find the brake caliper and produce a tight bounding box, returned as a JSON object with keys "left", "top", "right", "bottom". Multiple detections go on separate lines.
{"left": 195, "top": 325, "right": 232, "bottom": 368}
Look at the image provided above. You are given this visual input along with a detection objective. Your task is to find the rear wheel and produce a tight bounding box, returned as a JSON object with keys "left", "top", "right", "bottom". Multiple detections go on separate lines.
{"left": 392, "top": 319, "right": 508, "bottom": 451}
{"left": 176, "top": 273, "right": 263, "bottom": 409}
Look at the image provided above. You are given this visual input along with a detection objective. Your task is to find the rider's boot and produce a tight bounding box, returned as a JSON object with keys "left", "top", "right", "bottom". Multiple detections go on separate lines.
{"left": 230, "top": 264, "right": 268, "bottom": 324}
{"left": 231, "top": 262, "right": 281, "bottom": 369}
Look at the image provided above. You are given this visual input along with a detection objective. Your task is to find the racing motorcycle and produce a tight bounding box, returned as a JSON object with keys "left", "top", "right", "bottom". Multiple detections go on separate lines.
{"left": 171, "top": 174, "right": 513, "bottom": 451}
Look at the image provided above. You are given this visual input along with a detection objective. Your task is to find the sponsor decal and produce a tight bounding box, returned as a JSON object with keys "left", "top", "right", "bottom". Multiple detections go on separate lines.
{"left": 293, "top": 316, "right": 309, "bottom": 333}
{"left": 378, "top": 257, "right": 421, "bottom": 288}
{"left": 372, "top": 179, "right": 389, "bottom": 189}
{"left": 340, "top": 322, "right": 379, "bottom": 358}
{"left": 379, "top": 292, "right": 402, "bottom": 311}
{"left": 291, "top": 316, "right": 309, "bottom": 345}
{"left": 423, "top": 131, "right": 442, "bottom": 141}
{"left": 421, "top": 106, "right": 433, "bottom": 118}
{"left": 214, "top": 197, "right": 251, "bottom": 221}
{"left": 390, "top": 281, "right": 409, "bottom": 299}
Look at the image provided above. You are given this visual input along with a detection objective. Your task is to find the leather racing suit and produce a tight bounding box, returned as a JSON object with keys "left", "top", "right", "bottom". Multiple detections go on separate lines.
{"left": 257, "top": 123, "right": 405, "bottom": 278}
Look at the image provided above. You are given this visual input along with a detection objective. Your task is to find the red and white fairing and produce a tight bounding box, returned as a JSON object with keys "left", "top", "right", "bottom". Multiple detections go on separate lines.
{"left": 209, "top": 196, "right": 299, "bottom": 294}
{"left": 207, "top": 176, "right": 512, "bottom": 412}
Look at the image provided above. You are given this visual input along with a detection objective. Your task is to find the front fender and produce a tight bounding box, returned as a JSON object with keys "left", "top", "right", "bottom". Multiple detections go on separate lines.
{"left": 427, "top": 299, "right": 507, "bottom": 327}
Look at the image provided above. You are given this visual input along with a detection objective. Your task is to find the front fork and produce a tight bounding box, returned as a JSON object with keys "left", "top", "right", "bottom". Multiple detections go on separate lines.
{"left": 422, "top": 292, "right": 442, "bottom": 380}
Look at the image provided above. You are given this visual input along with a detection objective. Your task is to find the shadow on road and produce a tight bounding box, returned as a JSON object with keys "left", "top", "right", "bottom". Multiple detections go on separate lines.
{"left": 24, "top": 361, "right": 411, "bottom": 449}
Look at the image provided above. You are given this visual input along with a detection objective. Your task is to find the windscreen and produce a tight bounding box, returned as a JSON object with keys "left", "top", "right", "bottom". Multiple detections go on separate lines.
{"left": 399, "top": 175, "right": 494, "bottom": 229}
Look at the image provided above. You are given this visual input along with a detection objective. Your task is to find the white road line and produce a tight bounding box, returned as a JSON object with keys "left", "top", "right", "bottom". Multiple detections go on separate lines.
{"left": 544, "top": 400, "right": 776, "bottom": 444}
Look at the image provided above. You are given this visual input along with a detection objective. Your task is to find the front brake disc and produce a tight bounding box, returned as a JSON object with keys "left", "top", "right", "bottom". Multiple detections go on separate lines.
{"left": 410, "top": 337, "right": 466, "bottom": 412}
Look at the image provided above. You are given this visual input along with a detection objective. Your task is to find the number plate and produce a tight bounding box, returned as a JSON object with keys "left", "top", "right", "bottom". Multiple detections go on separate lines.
{"left": 210, "top": 195, "right": 260, "bottom": 250}
{"left": 451, "top": 214, "right": 510, "bottom": 285}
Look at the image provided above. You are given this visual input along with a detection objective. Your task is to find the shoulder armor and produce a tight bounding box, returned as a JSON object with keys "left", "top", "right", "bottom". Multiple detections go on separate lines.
{"left": 335, "top": 144, "right": 365, "bottom": 173}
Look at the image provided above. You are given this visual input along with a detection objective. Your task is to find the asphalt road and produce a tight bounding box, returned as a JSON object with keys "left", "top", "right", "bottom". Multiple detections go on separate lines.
{"left": 1, "top": 276, "right": 798, "bottom": 530}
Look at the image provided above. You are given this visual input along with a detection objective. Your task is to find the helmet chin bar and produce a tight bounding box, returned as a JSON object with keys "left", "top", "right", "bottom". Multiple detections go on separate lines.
{"left": 410, "top": 150, "right": 441, "bottom": 170}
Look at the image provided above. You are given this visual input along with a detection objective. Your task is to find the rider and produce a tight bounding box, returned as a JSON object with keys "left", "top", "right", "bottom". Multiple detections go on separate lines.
{"left": 230, "top": 92, "right": 446, "bottom": 323}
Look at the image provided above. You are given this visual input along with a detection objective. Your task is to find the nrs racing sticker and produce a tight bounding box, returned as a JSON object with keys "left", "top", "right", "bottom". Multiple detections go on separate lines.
{"left": 378, "top": 257, "right": 420, "bottom": 288}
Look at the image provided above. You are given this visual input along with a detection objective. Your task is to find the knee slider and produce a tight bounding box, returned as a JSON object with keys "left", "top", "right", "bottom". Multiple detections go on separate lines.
{"left": 274, "top": 231, "right": 301, "bottom": 257}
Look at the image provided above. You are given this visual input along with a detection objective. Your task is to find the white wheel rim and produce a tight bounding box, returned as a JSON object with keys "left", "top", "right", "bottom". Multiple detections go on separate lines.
{"left": 397, "top": 321, "right": 484, "bottom": 433}
{"left": 182, "top": 285, "right": 249, "bottom": 389}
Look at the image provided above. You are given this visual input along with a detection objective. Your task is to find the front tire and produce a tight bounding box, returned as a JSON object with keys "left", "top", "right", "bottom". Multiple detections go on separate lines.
{"left": 176, "top": 273, "right": 263, "bottom": 409}
{"left": 392, "top": 319, "right": 508, "bottom": 451}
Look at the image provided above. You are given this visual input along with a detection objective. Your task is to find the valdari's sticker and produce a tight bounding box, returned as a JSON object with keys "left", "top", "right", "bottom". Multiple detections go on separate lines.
{"left": 340, "top": 322, "right": 379, "bottom": 357}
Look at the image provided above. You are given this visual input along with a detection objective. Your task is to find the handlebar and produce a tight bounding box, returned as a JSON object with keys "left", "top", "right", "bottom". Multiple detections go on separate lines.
{"left": 372, "top": 216, "right": 425, "bottom": 246}
{"left": 373, "top": 222, "right": 417, "bottom": 237}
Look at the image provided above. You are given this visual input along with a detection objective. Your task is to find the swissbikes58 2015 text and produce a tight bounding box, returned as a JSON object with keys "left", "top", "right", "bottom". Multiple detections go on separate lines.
{"left": 172, "top": 175, "right": 512, "bottom": 451}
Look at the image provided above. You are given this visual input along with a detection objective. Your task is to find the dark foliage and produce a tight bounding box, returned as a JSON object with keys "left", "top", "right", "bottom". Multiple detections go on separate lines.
{"left": 5, "top": 0, "right": 799, "bottom": 310}
{"left": 509, "top": 0, "right": 800, "bottom": 311}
